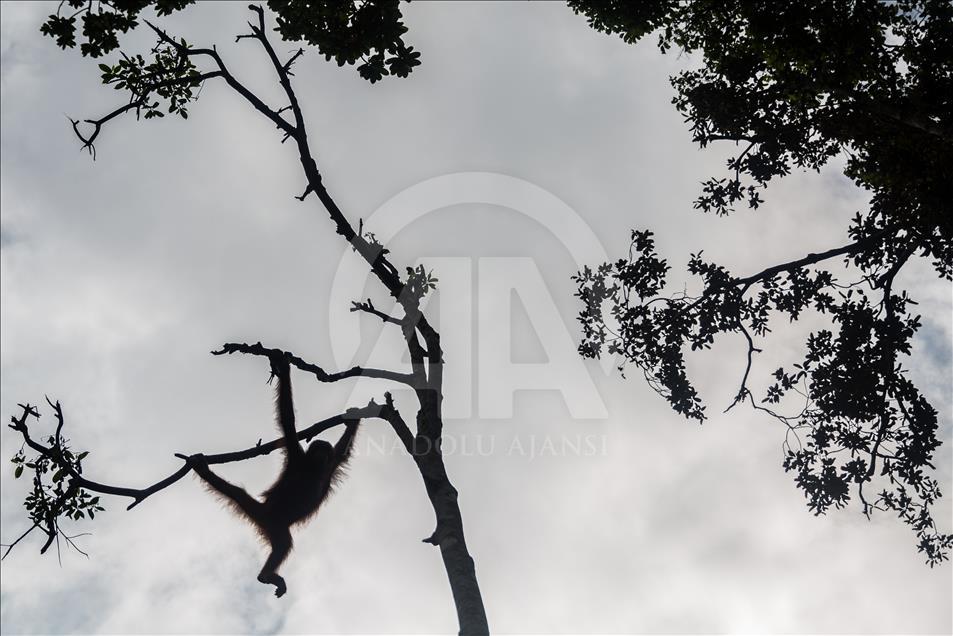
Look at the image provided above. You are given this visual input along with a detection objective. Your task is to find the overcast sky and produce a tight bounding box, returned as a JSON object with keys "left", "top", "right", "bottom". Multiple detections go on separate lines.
{"left": 1, "top": 1, "right": 951, "bottom": 634}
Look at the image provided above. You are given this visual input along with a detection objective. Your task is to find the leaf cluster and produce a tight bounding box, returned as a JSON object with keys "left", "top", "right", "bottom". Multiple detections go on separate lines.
{"left": 12, "top": 444, "right": 103, "bottom": 526}
{"left": 267, "top": 0, "right": 420, "bottom": 82}
{"left": 6, "top": 416, "right": 105, "bottom": 561}
{"left": 98, "top": 42, "right": 201, "bottom": 120}
{"left": 40, "top": 0, "right": 192, "bottom": 57}
{"left": 40, "top": 0, "right": 420, "bottom": 83}
{"left": 404, "top": 264, "right": 438, "bottom": 301}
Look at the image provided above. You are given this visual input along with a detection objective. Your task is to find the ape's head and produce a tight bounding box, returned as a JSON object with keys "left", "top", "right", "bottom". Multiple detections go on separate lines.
{"left": 306, "top": 439, "right": 334, "bottom": 465}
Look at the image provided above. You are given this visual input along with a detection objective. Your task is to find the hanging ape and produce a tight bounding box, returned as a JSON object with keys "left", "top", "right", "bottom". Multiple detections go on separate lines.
{"left": 184, "top": 353, "right": 360, "bottom": 597}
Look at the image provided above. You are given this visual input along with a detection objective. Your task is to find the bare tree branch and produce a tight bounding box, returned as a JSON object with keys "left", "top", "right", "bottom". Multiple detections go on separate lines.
{"left": 351, "top": 298, "right": 404, "bottom": 326}
{"left": 6, "top": 399, "right": 389, "bottom": 515}
{"left": 211, "top": 341, "right": 418, "bottom": 387}
{"left": 1, "top": 521, "right": 42, "bottom": 560}
{"left": 70, "top": 71, "right": 222, "bottom": 157}
{"left": 734, "top": 228, "right": 894, "bottom": 294}
{"left": 235, "top": 6, "right": 446, "bottom": 379}
{"left": 375, "top": 392, "right": 416, "bottom": 456}
{"left": 724, "top": 322, "right": 762, "bottom": 413}
{"left": 143, "top": 19, "right": 295, "bottom": 136}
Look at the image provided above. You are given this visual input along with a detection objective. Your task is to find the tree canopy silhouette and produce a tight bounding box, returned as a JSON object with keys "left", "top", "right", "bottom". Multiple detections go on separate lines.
{"left": 40, "top": 0, "right": 420, "bottom": 81}
{"left": 570, "top": 0, "right": 952, "bottom": 564}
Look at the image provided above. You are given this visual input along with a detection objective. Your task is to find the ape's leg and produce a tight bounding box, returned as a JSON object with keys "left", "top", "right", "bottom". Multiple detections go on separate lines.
{"left": 191, "top": 458, "right": 290, "bottom": 597}
{"left": 258, "top": 526, "right": 292, "bottom": 597}
{"left": 192, "top": 461, "right": 264, "bottom": 522}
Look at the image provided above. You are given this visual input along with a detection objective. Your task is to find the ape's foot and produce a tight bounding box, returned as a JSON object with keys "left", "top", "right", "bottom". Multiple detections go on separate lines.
{"left": 259, "top": 572, "right": 287, "bottom": 598}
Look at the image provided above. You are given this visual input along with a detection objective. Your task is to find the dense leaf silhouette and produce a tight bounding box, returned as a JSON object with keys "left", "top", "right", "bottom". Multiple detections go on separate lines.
{"left": 571, "top": 0, "right": 952, "bottom": 564}
{"left": 40, "top": 0, "right": 420, "bottom": 82}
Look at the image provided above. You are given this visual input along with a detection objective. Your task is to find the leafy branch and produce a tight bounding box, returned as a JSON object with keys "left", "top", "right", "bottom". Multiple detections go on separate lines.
{"left": 574, "top": 222, "right": 952, "bottom": 565}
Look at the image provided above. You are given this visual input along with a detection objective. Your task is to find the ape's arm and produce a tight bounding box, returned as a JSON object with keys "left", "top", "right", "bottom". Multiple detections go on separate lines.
{"left": 269, "top": 354, "right": 304, "bottom": 461}
{"left": 333, "top": 420, "right": 361, "bottom": 464}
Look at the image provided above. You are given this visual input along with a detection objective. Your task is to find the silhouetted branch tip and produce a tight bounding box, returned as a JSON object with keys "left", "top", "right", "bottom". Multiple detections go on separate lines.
{"left": 295, "top": 184, "right": 313, "bottom": 201}
{"left": 351, "top": 298, "right": 403, "bottom": 325}
{"left": 283, "top": 49, "right": 305, "bottom": 74}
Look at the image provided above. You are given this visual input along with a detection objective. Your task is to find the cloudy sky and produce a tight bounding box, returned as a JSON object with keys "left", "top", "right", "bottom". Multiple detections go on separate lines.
{"left": 1, "top": 1, "right": 950, "bottom": 633}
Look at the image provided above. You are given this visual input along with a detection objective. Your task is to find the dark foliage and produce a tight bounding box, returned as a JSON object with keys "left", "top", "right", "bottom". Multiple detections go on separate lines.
{"left": 40, "top": 0, "right": 420, "bottom": 83}
{"left": 571, "top": 0, "right": 952, "bottom": 564}
{"left": 4, "top": 401, "right": 104, "bottom": 561}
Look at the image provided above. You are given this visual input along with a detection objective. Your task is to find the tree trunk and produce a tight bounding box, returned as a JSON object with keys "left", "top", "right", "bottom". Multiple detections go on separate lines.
{"left": 415, "top": 394, "right": 489, "bottom": 635}
{"left": 417, "top": 452, "right": 489, "bottom": 635}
